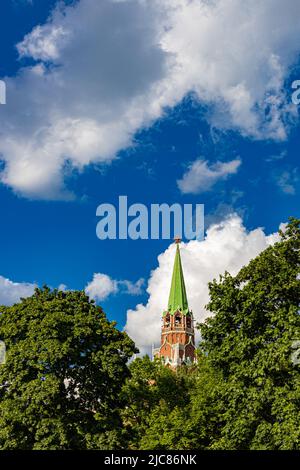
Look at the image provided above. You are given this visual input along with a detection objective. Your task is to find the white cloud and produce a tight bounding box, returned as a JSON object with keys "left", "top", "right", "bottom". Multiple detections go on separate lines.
{"left": 162, "top": 0, "right": 299, "bottom": 139}
{"left": 17, "top": 24, "right": 69, "bottom": 61}
{"left": 0, "top": 271, "right": 143, "bottom": 307}
{"left": 1, "top": 0, "right": 168, "bottom": 199}
{"left": 118, "top": 278, "right": 145, "bottom": 296}
{"left": 85, "top": 273, "right": 118, "bottom": 301}
{"left": 1, "top": 0, "right": 300, "bottom": 198}
{"left": 0, "top": 276, "right": 36, "bottom": 306}
{"left": 85, "top": 272, "right": 144, "bottom": 301}
{"left": 125, "top": 215, "right": 281, "bottom": 355}
{"left": 178, "top": 158, "right": 241, "bottom": 194}
{"left": 276, "top": 169, "right": 299, "bottom": 195}
{"left": 57, "top": 283, "right": 68, "bottom": 292}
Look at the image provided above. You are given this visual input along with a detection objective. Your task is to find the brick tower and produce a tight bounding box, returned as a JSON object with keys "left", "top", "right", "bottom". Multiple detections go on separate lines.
{"left": 154, "top": 238, "right": 196, "bottom": 367}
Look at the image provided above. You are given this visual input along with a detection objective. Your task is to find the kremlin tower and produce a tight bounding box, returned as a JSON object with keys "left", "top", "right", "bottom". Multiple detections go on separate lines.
{"left": 154, "top": 238, "right": 196, "bottom": 367}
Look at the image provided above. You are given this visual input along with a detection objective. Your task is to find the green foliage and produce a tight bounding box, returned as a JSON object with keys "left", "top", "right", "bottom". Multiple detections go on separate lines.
{"left": 122, "top": 217, "right": 300, "bottom": 450}
{"left": 0, "top": 287, "right": 137, "bottom": 450}
{"left": 137, "top": 357, "right": 223, "bottom": 450}
{"left": 120, "top": 355, "right": 223, "bottom": 450}
{"left": 199, "top": 217, "right": 300, "bottom": 449}
{"left": 121, "top": 356, "right": 194, "bottom": 449}
{"left": 1, "top": 218, "right": 300, "bottom": 450}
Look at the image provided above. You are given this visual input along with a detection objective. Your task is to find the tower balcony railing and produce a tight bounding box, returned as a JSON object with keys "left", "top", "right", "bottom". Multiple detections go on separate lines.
{"left": 162, "top": 325, "right": 194, "bottom": 334}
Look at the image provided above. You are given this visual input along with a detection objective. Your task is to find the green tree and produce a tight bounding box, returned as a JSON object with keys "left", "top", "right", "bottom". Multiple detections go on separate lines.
{"left": 0, "top": 287, "right": 137, "bottom": 450}
{"left": 199, "top": 218, "right": 300, "bottom": 449}
{"left": 137, "top": 356, "right": 223, "bottom": 450}
{"left": 138, "top": 218, "right": 300, "bottom": 451}
{"left": 121, "top": 356, "right": 194, "bottom": 449}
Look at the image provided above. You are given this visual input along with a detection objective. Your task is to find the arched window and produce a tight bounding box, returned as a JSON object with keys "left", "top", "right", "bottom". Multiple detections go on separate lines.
{"left": 175, "top": 314, "right": 181, "bottom": 326}
{"left": 186, "top": 316, "right": 192, "bottom": 328}
{"left": 164, "top": 314, "right": 170, "bottom": 328}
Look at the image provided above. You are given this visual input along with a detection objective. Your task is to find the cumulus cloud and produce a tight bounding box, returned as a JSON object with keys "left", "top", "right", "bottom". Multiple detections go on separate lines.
{"left": 85, "top": 272, "right": 144, "bottom": 301}
{"left": 118, "top": 278, "right": 145, "bottom": 296}
{"left": 0, "top": 270, "right": 143, "bottom": 307}
{"left": 125, "top": 215, "right": 281, "bottom": 355}
{"left": 1, "top": 0, "right": 300, "bottom": 198}
{"left": 57, "top": 283, "right": 68, "bottom": 292}
{"left": 1, "top": 0, "right": 168, "bottom": 199}
{"left": 0, "top": 276, "right": 36, "bottom": 306}
{"left": 276, "top": 168, "right": 299, "bottom": 195}
{"left": 162, "top": 0, "right": 299, "bottom": 138}
{"left": 177, "top": 158, "right": 241, "bottom": 194}
{"left": 85, "top": 273, "right": 118, "bottom": 301}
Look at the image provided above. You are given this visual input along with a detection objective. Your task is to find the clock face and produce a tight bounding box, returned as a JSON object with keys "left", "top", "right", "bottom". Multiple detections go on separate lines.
{"left": 0, "top": 341, "right": 6, "bottom": 365}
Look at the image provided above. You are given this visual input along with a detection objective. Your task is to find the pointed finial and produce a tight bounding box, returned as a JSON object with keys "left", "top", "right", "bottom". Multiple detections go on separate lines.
{"left": 174, "top": 236, "right": 181, "bottom": 244}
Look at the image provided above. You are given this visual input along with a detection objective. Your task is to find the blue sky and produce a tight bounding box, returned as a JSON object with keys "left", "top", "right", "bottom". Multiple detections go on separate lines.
{"left": 0, "top": 0, "right": 299, "bottom": 347}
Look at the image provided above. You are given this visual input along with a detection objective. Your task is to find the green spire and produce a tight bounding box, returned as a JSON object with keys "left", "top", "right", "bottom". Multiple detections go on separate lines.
{"left": 166, "top": 241, "right": 189, "bottom": 316}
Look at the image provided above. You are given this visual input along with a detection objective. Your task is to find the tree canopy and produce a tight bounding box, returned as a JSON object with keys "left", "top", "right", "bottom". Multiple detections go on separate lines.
{"left": 198, "top": 217, "right": 300, "bottom": 449}
{"left": 0, "top": 218, "right": 300, "bottom": 450}
{"left": 122, "top": 218, "right": 300, "bottom": 450}
{"left": 0, "top": 287, "right": 137, "bottom": 449}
